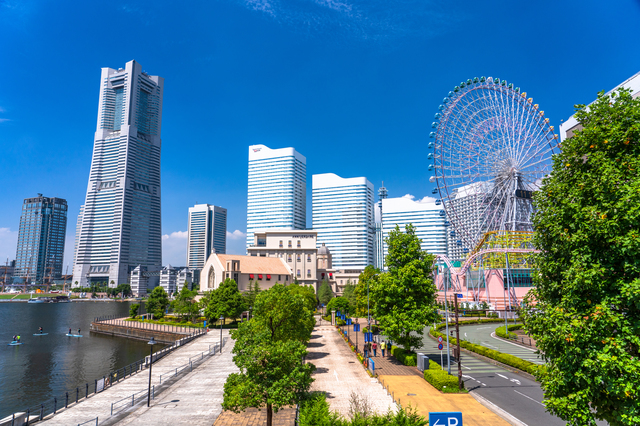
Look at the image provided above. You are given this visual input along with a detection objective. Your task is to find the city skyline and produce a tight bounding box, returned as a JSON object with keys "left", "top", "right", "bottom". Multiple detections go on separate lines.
{"left": 1, "top": 1, "right": 639, "bottom": 267}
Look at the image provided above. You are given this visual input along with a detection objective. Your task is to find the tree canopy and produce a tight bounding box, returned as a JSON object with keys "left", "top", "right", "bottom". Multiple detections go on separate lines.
{"left": 203, "top": 278, "right": 245, "bottom": 324}
{"left": 354, "top": 266, "right": 379, "bottom": 318}
{"left": 288, "top": 282, "right": 317, "bottom": 312}
{"left": 171, "top": 281, "right": 199, "bottom": 322}
{"left": 371, "top": 224, "right": 439, "bottom": 351}
{"left": 252, "top": 283, "right": 314, "bottom": 343}
{"left": 524, "top": 88, "right": 640, "bottom": 426}
{"left": 326, "top": 296, "right": 350, "bottom": 316}
{"left": 342, "top": 281, "right": 356, "bottom": 312}
{"left": 317, "top": 280, "right": 333, "bottom": 306}
{"left": 146, "top": 286, "right": 169, "bottom": 318}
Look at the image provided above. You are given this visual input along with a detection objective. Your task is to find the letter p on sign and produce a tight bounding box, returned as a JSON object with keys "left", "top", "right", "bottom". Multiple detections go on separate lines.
{"left": 429, "top": 412, "right": 462, "bottom": 426}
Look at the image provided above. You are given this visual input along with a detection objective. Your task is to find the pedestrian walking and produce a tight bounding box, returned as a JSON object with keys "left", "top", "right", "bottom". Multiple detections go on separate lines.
{"left": 380, "top": 340, "right": 386, "bottom": 357}
{"left": 372, "top": 341, "right": 377, "bottom": 357}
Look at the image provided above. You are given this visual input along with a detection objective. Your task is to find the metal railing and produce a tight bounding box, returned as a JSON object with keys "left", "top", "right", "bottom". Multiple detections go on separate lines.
{"left": 4, "top": 325, "right": 207, "bottom": 422}
{"left": 110, "top": 387, "right": 153, "bottom": 415}
{"left": 159, "top": 341, "right": 223, "bottom": 384}
{"left": 93, "top": 316, "right": 204, "bottom": 335}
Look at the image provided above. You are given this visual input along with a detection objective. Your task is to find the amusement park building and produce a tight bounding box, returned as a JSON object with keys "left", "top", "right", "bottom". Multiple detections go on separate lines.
{"left": 246, "top": 144, "right": 307, "bottom": 250}
{"left": 312, "top": 173, "right": 375, "bottom": 270}
{"left": 381, "top": 197, "right": 447, "bottom": 265}
{"left": 560, "top": 70, "right": 640, "bottom": 141}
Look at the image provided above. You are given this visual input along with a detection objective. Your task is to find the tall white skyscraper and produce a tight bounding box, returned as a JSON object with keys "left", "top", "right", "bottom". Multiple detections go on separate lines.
{"left": 312, "top": 173, "right": 374, "bottom": 270}
{"left": 187, "top": 204, "right": 227, "bottom": 270}
{"left": 73, "top": 60, "right": 164, "bottom": 288}
{"left": 382, "top": 197, "right": 447, "bottom": 264}
{"left": 247, "top": 145, "right": 306, "bottom": 249}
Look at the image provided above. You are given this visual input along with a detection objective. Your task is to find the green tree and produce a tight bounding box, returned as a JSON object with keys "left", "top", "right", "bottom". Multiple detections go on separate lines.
{"left": 317, "top": 280, "right": 333, "bottom": 306}
{"left": 342, "top": 281, "right": 356, "bottom": 312}
{"left": 354, "top": 266, "right": 379, "bottom": 318}
{"left": 129, "top": 303, "right": 140, "bottom": 318}
{"left": 253, "top": 283, "right": 314, "bottom": 343}
{"left": 288, "top": 282, "right": 317, "bottom": 312}
{"left": 223, "top": 321, "right": 315, "bottom": 426}
{"left": 172, "top": 281, "right": 200, "bottom": 322}
{"left": 524, "top": 88, "right": 640, "bottom": 426}
{"left": 371, "top": 224, "right": 439, "bottom": 351}
{"left": 326, "top": 296, "right": 350, "bottom": 316}
{"left": 242, "top": 280, "right": 261, "bottom": 311}
{"left": 203, "top": 278, "right": 245, "bottom": 324}
{"left": 117, "top": 283, "right": 132, "bottom": 298}
{"left": 146, "top": 286, "right": 170, "bottom": 319}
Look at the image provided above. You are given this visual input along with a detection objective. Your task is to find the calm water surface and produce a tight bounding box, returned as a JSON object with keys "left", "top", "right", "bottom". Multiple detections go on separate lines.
{"left": 0, "top": 301, "right": 157, "bottom": 418}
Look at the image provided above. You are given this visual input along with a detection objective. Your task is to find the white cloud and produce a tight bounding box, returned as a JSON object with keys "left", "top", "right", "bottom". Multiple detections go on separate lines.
{"left": 0, "top": 118, "right": 11, "bottom": 123}
{"left": 226, "top": 230, "right": 246, "bottom": 240}
{"left": 0, "top": 227, "right": 18, "bottom": 261}
{"left": 162, "top": 231, "right": 187, "bottom": 266}
{"left": 401, "top": 194, "right": 436, "bottom": 203}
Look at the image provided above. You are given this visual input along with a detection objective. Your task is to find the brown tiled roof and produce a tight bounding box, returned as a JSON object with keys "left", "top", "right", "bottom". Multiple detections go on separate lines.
{"left": 217, "top": 254, "right": 291, "bottom": 275}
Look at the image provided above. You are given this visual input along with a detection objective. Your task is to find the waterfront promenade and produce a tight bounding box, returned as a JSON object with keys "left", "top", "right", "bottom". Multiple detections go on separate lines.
{"left": 39, "top": 329, "right": 235, "bottom": 426}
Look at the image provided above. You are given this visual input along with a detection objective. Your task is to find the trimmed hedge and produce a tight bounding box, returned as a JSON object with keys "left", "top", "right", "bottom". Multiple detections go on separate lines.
{"left": 495, "top": 324, "right": 523, "bottom": 340}
{"left": 428, "top": 359, "right": 441, "bottom": 370}
{"left": 424, "top": 369, "right": 464, "bottom": 392}
{"left": 390, "top": 345, "right": 417, "bottom": 367}
{"left": 322, "top": 315, "right": 332, "bottom": 322}
{"left": 430, "top": 322, "right": 540, "bottom": 376}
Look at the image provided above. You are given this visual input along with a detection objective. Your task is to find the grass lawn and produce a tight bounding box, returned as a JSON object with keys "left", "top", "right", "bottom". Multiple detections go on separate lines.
{"left": 0, "top": 293, "right": 62, "bottom": 299}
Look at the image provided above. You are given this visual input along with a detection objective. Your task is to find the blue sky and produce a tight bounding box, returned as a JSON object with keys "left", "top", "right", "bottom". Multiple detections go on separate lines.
{"left": 1, "top": 0, "right": 639, "bottom": 266}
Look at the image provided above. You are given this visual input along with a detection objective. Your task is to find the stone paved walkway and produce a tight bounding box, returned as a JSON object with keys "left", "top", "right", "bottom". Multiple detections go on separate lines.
{"left": 214, "top": 407, "right": 296, "bottom": 425}
{"left": 38, "top": 330, "right": 232, "bottom": 426}
{"left": 308, "top": 324, "right": 396, "bottom": 417}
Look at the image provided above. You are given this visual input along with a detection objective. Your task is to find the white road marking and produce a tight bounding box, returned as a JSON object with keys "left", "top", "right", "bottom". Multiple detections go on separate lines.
{"left": 461, "top": 364, "right": 471, "bottom": 370}
{"left": 514, "top": 390, "right": 545, "bottom": 406}
{"left": 490, "top": 332, "right": 538, "bottom": 353}
{"left": 510, "top": 378, "right": 521, "bottom": 385}
{"left": 476, "top": 327, "right": 491, "bottom": 330}
{"left": 481, "top": 341, "right": 499, "bottom": 349}
{"left": 497, "top": 373, "right": 509, "bottom": 380}
{"left": 334, "top": 370, "right": 340, "bottom": 382}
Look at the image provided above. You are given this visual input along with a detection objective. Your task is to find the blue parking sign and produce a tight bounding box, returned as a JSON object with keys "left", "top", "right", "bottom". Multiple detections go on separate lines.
{"left": 429, "top": 412, "right": 462, "bottom": 426}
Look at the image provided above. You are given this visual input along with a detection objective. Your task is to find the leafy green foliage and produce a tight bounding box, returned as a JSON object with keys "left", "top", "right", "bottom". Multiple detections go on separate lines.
{"left": 524, "top": 88, "right": 640, "bottom": 426}
{"left": 354, "top": 266, "right": 378, "bottom": 318}
{"left": 223, "top": 322, "right": 315, "bottom": 424}
{"left": 288, "top": 282, "right": 317, "bottom": 312}
{"left": 342, "top": 281, "right": 356, "bottom": 311}
{"left": 318, "top": 280, "right": 333, "bottom": 306}
{"left": 299, "top": 392, "right": 427, "bottom": 426}
{"left": 242, "top": 280, "right": 261, "bottom": 311}
{"left": 146, "top": 286, "right": 169, "bottom": 318}
{"left": 203, "top": 278, "right": 245, "bottom": 324}
{"left": 129, "top": 303, "right": 139, "bottom": 318}
{"left": 423, "top": 369, "right": 464, "bottom": 393}
{"left": 326, "top": 296, "right": 350, "bottom": 316}
{"left": 495, "top": 324, "right": 522, "bottom": 340}
{"left": 253, "top": 283, "right": 314, "bottom": 343}
{"left": 390, "top": 346, "right": 417, "bottom": 366}
{"left": 171, "top": 282, "right": 200, "bottom": 322}
{"left": 371, "top": 225, "right": 439, "bottom": 351}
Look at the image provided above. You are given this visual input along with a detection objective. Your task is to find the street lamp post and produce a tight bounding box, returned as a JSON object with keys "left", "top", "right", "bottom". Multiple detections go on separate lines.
{"left": 147, "top": 337, "right": 155, "bottom": 407}
{"left": 249, "top": 306, "right": 252, "bottom": 321}
{"left": 219, "top": 316, "right": 224, "bottom": 354}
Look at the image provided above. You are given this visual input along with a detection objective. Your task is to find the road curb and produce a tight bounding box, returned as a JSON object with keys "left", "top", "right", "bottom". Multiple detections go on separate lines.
{"left": 470, "top": 391, "right": 529, "bottom": 426}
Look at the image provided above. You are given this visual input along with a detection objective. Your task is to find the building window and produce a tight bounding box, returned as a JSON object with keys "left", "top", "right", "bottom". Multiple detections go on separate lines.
{"left": 297, "top": 240, "right": 301, "bottom": 248}
{"left": 279, "top": 240, "right": 283, "bottom": 248}
{"left": 307, "top": 254, "right": 311, "bottom": 262}
{"left": 297, "top": 255, "right": 301, "bottom": 262}
{"left": 288, "top": 240, "right": 292, "bottom": 248}
{"left": 341, "top": 280, "right": 343, "bottom": 284}
{"left": 288, "top": 254, "right": 292, "bottom": 262}
{"left": 278, "top": 275, "right": 281, "bottom": 281}
{"left": 297, "top": 269, "right": 301, "bottom": 277}
{"left": 307, "top": 269, "right": 311, "bottom": 277}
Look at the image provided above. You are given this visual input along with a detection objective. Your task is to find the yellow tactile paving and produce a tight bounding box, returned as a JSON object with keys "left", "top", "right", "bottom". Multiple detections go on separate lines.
{"left": 380, "top": 375, "right": 509, "bottom": 426}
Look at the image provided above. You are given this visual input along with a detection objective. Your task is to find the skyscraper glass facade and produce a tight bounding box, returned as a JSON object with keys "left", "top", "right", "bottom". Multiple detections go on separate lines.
{"left": 73, "top": 60, "right": 164, "bottom": 288}
{"left": 381, "top": 197, "right": 447, "bottom": 266}
{"left": 187, "top": 204, "right": 227, "bottom": 270}
{"left": 312, "top": 173, "right": 374, "bottom": 270}
{"left": 14, "top": 195, "right": 68, "bottom": 283}
{"left": 246, "top": 144, "right": 306, "bottom": 249}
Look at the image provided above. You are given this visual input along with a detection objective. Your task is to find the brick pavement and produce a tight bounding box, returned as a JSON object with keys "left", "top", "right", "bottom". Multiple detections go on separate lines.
{"left": 214, "top": 407, "right": 296, "bottom": 426}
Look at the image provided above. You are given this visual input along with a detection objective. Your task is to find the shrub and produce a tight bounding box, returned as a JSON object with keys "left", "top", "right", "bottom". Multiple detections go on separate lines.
{"left": 129, "top": 303, "right": 140, "bottom": 319}
{"left": 495, "top": 324, "right": 523, "bottom": 340}
{"left": 322, "top": 315, "right": 332, "bottom": 322}
{"left": 336, "top": 318, "right": 346, "bottom": 326}
{"left": 428, "top": 359, "right": 441, "bottom": 370}
{"left": 390, "top": 346, "right": 417, "bottom": 367}
{"left": 424, "top": 369, "right": 464, "bottom": 392}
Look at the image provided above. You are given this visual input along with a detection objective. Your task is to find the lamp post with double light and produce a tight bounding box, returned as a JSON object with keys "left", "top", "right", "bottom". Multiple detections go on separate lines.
{"left": 147, "top": 337, "right": 156, "bottom": 407}
{"left": 219, "top": 316, "right": 224, "bottom": 353}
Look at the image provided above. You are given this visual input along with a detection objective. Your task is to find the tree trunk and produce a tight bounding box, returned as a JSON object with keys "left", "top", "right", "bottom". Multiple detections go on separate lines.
{"left": 267, "top": 403, "right": 273, "bottom": 426}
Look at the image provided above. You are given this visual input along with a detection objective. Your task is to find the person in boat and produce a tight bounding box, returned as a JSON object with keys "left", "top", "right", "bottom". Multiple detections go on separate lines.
{"left": 12, "top": 335, "right": 16, "bottom": 342}
{"left": 39, "top": 327, "right": 43, "bottom": 334}
{"left": 77, "top": 328, "right": 81, "bottom": 335}
{"left": 16, "top": 335, "right": 20, "bottom": 342}
{"left": 68, "top": 328, "right": 72, "bottom": 335}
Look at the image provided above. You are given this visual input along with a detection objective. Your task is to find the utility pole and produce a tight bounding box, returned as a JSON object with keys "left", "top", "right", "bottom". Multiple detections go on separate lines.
{"left": 444, "top": 265, "right": 451, "bottom": 374}
{"left": 454, "top": 292, "right": 462, "bottom": 390}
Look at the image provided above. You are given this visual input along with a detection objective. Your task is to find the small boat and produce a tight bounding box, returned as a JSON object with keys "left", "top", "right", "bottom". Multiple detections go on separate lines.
{"left": 65, "top": 334, "right": 83, "bottom": 337}
{"left": 8, "top": 341, "right": 22, "bottom": 346}
{"left": 33, "top": 333, "right": 49, "bottom": 336}
{"left": 27, "top": 297, "right": 45, "bottom": 304}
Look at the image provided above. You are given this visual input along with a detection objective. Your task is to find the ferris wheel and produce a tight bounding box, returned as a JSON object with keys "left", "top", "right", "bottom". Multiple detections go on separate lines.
{"left": 428, "top": 76, "right": 559, "bottom": 253}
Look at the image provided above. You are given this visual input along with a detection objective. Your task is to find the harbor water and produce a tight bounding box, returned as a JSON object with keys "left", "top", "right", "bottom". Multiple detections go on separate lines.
{"left": 0, "top": 301, "right": 157, "bottom": 418}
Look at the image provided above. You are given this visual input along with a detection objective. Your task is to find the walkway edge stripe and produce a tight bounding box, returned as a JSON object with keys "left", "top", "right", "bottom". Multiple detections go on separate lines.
{"left": 470, "top": 391, "right": 529, "bottom": 426}
{"left": 490, "top": 332, "right": 538, "bottom": 353}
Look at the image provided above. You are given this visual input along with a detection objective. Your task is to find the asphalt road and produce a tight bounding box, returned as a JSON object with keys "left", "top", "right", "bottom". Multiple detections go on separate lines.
{"left": 460, "top": 323, "right": 544, "bottom": 365}
{"left": 418, "top": 324, "right": 561, "bottom": 426}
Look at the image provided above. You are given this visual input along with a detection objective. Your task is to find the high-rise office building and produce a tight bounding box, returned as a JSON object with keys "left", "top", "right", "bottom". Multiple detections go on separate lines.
{"left": 373, "top": 183, "right": 387, "bottom": 270}
{"left": 381, "top": 197, "right": 447, "bottom": 264}
{"left": 312, "top": 173, "right": 374, "bottom": 270}
{"left": 73, "top": 205, "right": 84, "bottom": 267}
{"left": 73, "top": 60, "right": 164, "bottom": 288}
{"left": 14, "top": 194, "right": 68, "bottom": 284}
{"left": 246, "top": 145, "right": 306, "bottom": 249}
{"left": 443, "top": 183, "right": 485, "bottom": 261}
{"left": 187, "top": 204, "right": 227, "bottom": 270}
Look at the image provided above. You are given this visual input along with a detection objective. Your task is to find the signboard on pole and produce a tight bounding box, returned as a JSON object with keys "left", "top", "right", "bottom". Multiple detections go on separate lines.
{"left": 438, "top": 336, "right": 443, "bottom": 343}
{"left": 353, "top": 324, "right": 360, "bottom": 332}
{"left": 438, "top": 343, "right": 444, "bottom": 350}
{"left": 429, "top": 412, "right": 462, "bottom": 426}
{"left": 346, "top": 318, "right": 352, "bottom": 325}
